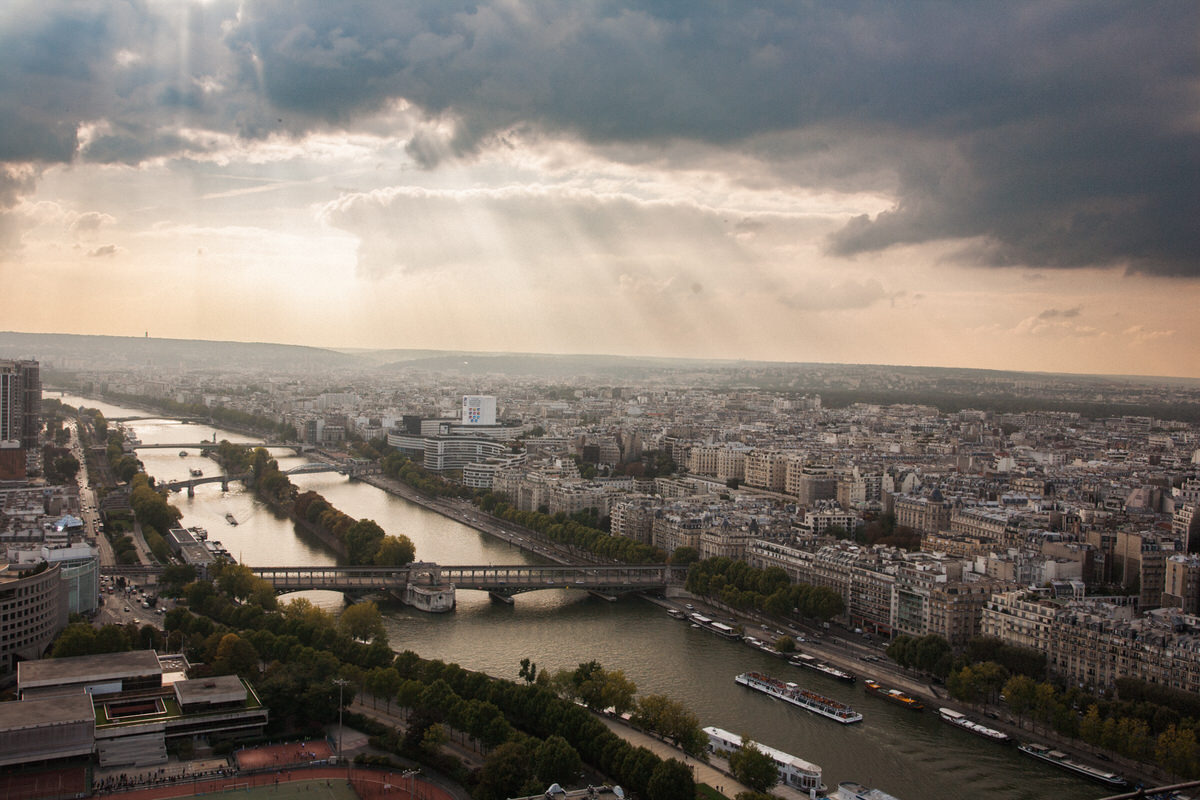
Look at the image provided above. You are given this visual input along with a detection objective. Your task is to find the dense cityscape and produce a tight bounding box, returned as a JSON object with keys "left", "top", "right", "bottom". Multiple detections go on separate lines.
{"left": 2, "top": 1, "right": 1197, "bottom": 799}
{"left": 2, "top": 338, "right": 1200, "bottom": 799}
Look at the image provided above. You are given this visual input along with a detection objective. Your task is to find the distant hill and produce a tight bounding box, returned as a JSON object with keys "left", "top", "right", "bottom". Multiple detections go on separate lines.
{"left": 374, "top": 352, "right": 730, "bottom": 380}
{"left": 0, "top": 331, "right": 360, "bottom": 373}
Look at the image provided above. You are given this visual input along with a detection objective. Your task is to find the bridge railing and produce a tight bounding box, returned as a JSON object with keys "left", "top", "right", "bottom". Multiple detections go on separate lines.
{"left": 247, "top": 563, "right": 685, "bottom": 591}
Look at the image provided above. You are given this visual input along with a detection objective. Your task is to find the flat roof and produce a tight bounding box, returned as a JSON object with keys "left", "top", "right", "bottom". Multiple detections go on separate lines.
{"left": 0, "top": 692, "right": 95, "bottom": 730}
{"left": 18, "top": 650, "right": 162, "bottom": 690}
{"left": 174, "top": 675, "right": 247, "bottom": 706}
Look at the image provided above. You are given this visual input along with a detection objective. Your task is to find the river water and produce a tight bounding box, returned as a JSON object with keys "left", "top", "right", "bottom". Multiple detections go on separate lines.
{"left": 61, "top": 393, "right": 1107, "bottom": 799}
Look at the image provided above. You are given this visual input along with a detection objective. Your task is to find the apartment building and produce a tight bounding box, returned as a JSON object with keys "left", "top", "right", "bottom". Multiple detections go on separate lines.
{"left": 1163, "top": 554, "right": 1200, "bottom": 614}
{"left": 744, "top": 450, "right": 790, "bottom": 493}
{"left": 894, "top": 490, "right": 952, "bottom": 535}
{"left": 981, "top": 591, "right": 1200, "bottom": 693}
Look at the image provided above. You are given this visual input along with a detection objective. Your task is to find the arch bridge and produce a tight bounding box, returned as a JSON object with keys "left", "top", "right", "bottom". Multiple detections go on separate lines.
{"left": 160, "top": 463, "right": 349, "bottom": 495}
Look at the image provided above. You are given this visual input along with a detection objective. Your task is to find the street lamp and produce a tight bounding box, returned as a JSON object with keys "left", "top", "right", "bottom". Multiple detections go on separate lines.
{"left": 333, "top": 677, "right": 350, "bottom": 765}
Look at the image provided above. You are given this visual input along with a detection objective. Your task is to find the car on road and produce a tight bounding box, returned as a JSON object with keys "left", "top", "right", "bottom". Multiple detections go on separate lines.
{"left": 124, "top": 606, "right": 131, "bottom": 612}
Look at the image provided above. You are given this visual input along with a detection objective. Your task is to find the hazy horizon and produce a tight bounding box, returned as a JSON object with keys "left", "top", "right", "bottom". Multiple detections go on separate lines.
{"left": 2, "top": 3, "right": 1197, "bottom": 378}
{"left": 7, "top": 328, "right": 1200, "bottom": 385}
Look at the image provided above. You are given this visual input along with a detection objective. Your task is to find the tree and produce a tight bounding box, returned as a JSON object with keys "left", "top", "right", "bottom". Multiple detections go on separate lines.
{"left": 728, "top": 740, "right": 778, "bottom": 793}
{"left": 1157, "top": 725, "right": 1200, "bottom": 778}
{"left": 161, "top": 564, "right": 198, "bottom": 595}
{"left": 421, "top": 723, "right": 448, "bottom": 754}
{"left": 646, "top": 759, "right": 695, "bottom": 800}
{"left": 1002, "top": 674, "right": 1037, "bottom": 724}
{"left": 534, "top": 735, "right": 582, "bottom": 785}
{"left": 669, "top": 546, "right": 700, "bottom": 567}
{"left": 339, "top": 600, "right": 386, "bottom": 643}
{"left": 51, "top": 623, "right": 97, "bottom": 657}
{"left": 215, "top": 563, "right": 257, "bottom": 600}
{"left": 374, "top": 534, "right": 416, "bottom": 565}
{"left": 518, "top": 658, "right": 538, "bottom": 684}
{"left": 213, "top": 633, "right": 259, "bottom": 676}
{"left": 632, "top": 694, "right": 706, "bottom": 755}
{"left": 476, "top": 741, "right": 537, "bottom": 800}
{"left": 571, "top": 661, "right": 637, "bottom": 714}
{"left": 345, "top": 519, "right": 387, "bottom": 565}
{"left": 1080, "top": 705, "right": 1104, "bottom": 746}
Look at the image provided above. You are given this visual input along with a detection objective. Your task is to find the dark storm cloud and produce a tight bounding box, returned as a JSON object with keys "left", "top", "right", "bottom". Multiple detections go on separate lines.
{"left": 217, "top": 0, "right": 1200, "bottom": 277}
{"left": 1, "top": 1, "right": 1196, "bottom": 275}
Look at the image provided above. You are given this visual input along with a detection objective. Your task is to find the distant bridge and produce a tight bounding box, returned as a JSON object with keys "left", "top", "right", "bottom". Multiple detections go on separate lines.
{"left": 99, "top": 562, "right": 685, "bottom": 607}
{"left": 131, "top": 441, "right": 307, "bottom": 452}
{"left": 248, "top": 563, "right": 684, "bottom": 603}
{"left": 160, "top": 462, "right": 349, "bottom": 495}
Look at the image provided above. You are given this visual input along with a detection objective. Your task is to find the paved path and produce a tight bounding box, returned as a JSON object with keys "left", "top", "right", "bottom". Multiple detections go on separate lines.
{"left": 593, "top": 717, "right": 750, "bottom": 797}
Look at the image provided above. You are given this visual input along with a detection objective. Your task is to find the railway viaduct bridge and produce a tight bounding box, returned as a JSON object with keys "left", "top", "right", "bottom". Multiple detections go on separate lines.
{"left": 102, "top": 562, "right": 686, "bottom": 609}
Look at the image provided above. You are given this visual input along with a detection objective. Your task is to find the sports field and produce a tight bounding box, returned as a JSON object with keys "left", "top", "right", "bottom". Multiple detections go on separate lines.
{"left": 0, "top": 766, "right": 88, "bottom": 800}
{"left": 235, "top": 740, "right": 334, "bottom": 771}
{"left": 212, "top": 779, "right": 359, "bottom": 800}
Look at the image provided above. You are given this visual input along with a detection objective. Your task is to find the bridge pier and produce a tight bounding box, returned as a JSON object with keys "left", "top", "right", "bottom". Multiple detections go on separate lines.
{"left": 220, "top": 479, "right": 228, "bottom": 491}
{"left": 187, "top": 482, "right": 195, "bottom": 497}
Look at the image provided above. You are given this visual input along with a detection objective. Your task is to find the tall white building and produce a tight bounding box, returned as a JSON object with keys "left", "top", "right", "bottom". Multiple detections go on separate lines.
{"left": 462, "top": 395, "right": 497, "bottom": 426}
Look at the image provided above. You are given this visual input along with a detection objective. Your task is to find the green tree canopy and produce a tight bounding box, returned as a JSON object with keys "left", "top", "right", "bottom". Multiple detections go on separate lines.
{"left": 728, "top": 740, "right": 778, "bottom": 793}
{"left": 646, "top": 759, "right": 695, "bottom": 800}
{"left": 534, "top": 735, "right": 582, "bottom": 785}
{"left": 374, "top": 533, "right": 416, "bottom": 566}
{"left": 339, "top": 600, "right": 387, "bottom": 643}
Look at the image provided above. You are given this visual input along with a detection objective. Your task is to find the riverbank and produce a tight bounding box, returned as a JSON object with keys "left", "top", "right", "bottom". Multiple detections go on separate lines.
{"left": 358, "top": 474, "right": 583, "bottom": 564}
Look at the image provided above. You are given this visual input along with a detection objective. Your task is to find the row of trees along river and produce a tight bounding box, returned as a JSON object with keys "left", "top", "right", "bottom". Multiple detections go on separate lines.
{"left": 60, "top": 392, "right": 1111, "bottom": 799}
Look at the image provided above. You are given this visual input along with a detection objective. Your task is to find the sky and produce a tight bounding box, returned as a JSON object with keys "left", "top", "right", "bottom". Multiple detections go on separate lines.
{"left": 1, "top": 1, "right": 1198, "bottom": 378}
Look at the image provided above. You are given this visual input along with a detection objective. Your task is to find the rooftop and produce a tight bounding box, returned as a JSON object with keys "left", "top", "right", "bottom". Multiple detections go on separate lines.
{"left": 18, "top": 650, "right": 162, "bottom": 691}
{"left": 0, "top": 692, "right": 94, "bottom": 730}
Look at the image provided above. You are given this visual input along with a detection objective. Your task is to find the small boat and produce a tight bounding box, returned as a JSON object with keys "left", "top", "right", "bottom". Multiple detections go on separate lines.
{"left": 179, "top": 450, "right": 188, "bottom": 457}
{"left": 189, "top": 527, "right": 207, "bottom": 541}
{"left": 736, "top": 671, "right": 863, "bottom": 724}
{"left": 688, "top": 613, "right": 743, "bottom": 640}
{"left": 837, "top": 781, "right": 903, "bottom": 800}
{"left": 190, "top": 468, "right": 203, "bottom": 477}
{"left": 667, "top": 608, "right": 686, "bottom": 619}
{"left": 225, "top": 512, "right": 238, "bottom": 526}
{"left": 938, "top": 707, "right": 1009, "bottom": 742}
{"left": 1017, "top": 743, "right": 1126, "bottom": 787}
{"left": 864, "top": 679, "right": 924, "bottom": 711}
{"left": 790, "top": 653, "right": 857, "bottom": 683}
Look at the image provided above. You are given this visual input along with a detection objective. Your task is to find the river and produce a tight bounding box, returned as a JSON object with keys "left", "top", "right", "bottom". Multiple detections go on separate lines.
{"left": 60, "top": 393, "right": 1107, "bottom": 799}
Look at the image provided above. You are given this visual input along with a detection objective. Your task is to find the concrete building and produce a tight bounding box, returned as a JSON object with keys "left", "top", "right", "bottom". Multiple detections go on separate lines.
{"left": 0, "top": 563, "right": 69, "bottom": 674}
{"left": 789, "top": 462, "right": 837, "bottom": 505}
{"left": 0, "top": 359, "right": 39, "bottom": 480}
{"left": 12, "top": 650, "right": 267, "bottom": 768}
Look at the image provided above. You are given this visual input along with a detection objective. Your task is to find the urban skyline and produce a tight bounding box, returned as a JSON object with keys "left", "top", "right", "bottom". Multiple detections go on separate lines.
{"left": 1, "top": 2, "right": 1198, "bottom": 378}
